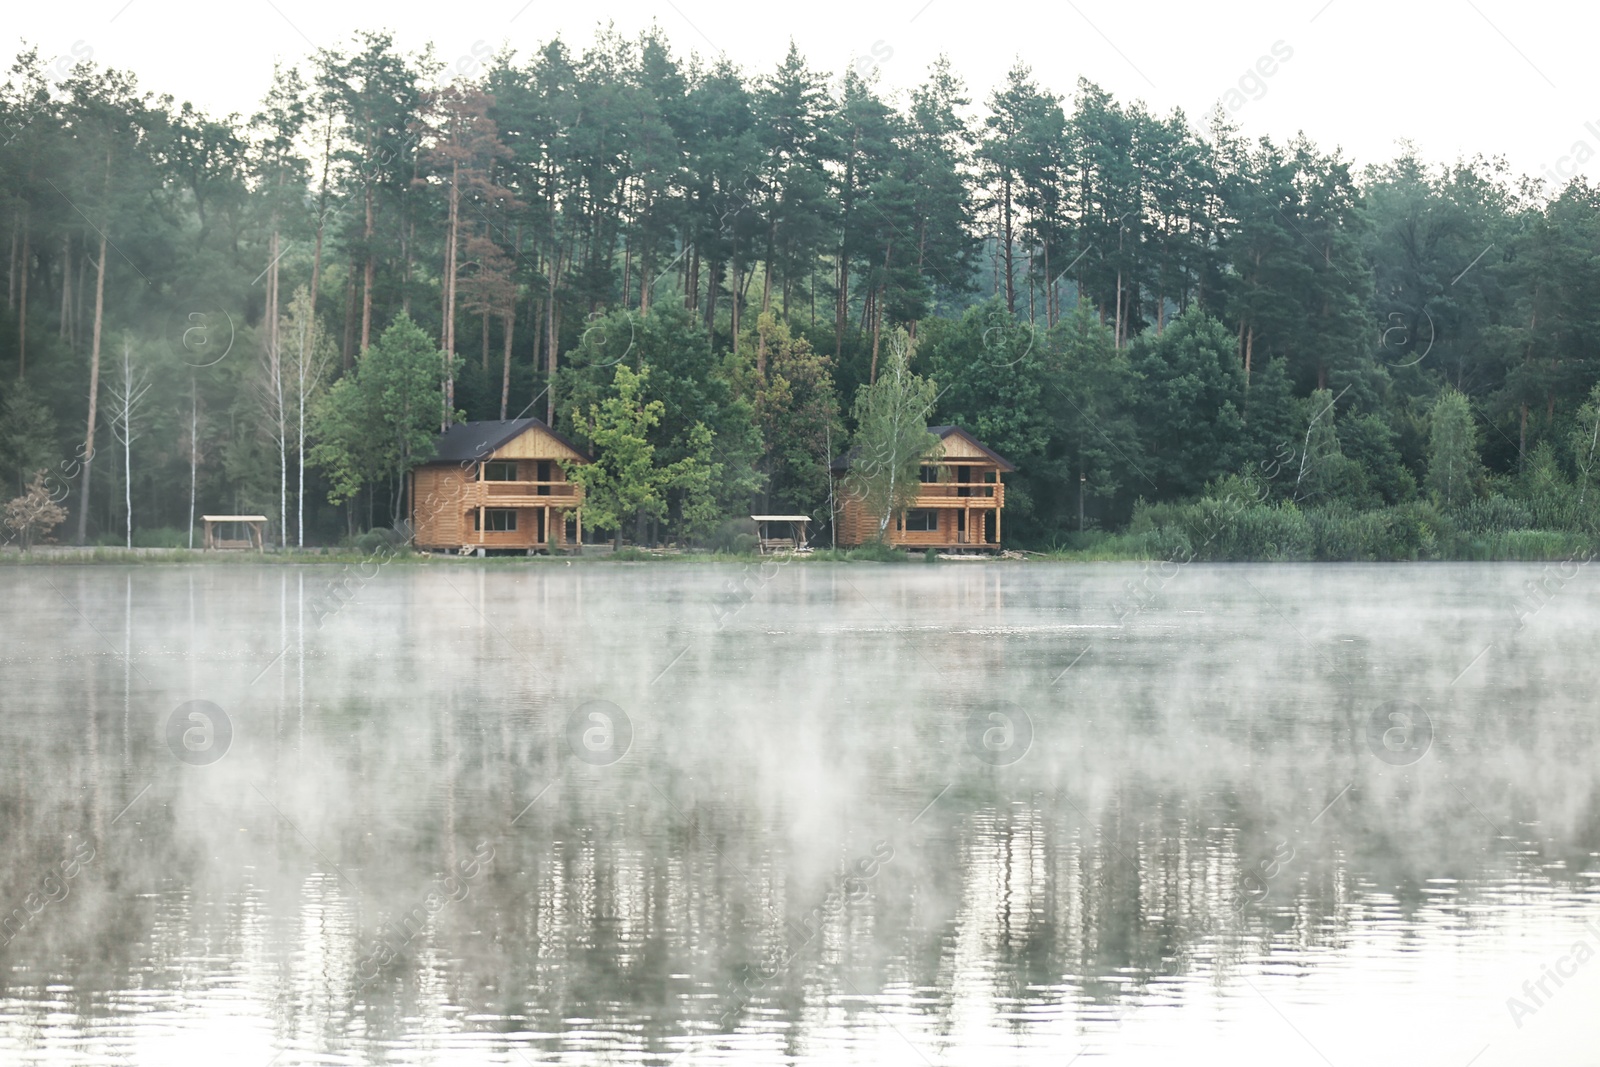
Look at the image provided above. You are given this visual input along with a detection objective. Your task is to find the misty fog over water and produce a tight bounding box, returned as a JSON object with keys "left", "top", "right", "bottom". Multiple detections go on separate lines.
{"left": 1, "top": 562, "right": 1596, "bottom": 1065}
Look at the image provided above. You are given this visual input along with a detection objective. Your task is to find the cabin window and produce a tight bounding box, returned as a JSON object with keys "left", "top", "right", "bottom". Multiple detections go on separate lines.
{"left": 905, "top": 509, "right": 938, "bottom": 532}
{"left": 473, "top": 509, "right": 518, "bottom": 531}
{"left": 536, "top": 460, "right": 552, "bottom": 495}
{"left": 918, "top": 465, "right": 939, "bottom": 483}
{"left": 482, "top": 460, "right": 518, "bottom": 481}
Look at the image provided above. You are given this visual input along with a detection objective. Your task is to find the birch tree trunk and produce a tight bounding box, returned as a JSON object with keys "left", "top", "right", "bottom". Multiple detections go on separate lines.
{"left": 188, "top": 375, "right": 197, "bottom": 549}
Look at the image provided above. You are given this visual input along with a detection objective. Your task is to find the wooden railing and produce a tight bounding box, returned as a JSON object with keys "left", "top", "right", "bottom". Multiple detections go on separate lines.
{"left": 470, "top": 480, "right": 583, "bottom": 504}
{"left": 912, "top": 483, "right": 1003, "bottom": 508}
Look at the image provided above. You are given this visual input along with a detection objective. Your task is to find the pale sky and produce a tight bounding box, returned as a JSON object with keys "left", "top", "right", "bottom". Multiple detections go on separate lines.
{"left": 11, "top": 0, "right": 1599, "bottom": 187}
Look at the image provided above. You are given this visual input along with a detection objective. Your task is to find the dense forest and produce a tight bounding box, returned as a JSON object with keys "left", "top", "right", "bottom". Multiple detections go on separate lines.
{"left": 4, "top": 28, "right": 1600, "bottom": 557}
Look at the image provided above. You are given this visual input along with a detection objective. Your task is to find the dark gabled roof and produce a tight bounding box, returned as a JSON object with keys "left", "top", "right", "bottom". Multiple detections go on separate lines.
{"left": 423, "top": 418, "right": 591, "bottom": 465}
{"left": 830, "top": 425, "right": 1014, "bottom": 474}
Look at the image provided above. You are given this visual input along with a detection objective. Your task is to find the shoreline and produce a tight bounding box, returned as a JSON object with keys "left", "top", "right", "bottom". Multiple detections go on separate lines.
{"left": 0, "top": 545, "right": 1588, "bottom": 566}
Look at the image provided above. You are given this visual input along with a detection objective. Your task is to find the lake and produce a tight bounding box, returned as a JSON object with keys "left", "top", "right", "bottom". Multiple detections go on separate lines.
{"left": 0, "top": 561, "right": 1596, "bottom": 1065}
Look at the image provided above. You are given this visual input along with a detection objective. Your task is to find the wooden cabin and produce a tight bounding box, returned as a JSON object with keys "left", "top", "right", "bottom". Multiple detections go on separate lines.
{"left": 830, "top": 426, "right": 1013, "bottom": 552}
{"left": 409, "top": 419, "right": 590, "bottom": 554}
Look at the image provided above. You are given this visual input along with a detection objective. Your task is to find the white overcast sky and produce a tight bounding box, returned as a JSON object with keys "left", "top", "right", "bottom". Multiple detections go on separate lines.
{"left": 10, "top": 0, "right": 1599, "bottom": 186}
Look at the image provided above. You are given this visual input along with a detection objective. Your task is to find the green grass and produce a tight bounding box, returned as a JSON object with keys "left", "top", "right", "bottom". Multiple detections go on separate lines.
{"left": 7, "top": 524, "right": 1595, "bottom": 566}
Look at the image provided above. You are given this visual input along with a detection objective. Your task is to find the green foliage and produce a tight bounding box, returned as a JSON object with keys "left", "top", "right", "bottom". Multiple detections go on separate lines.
{"left": 844, "top": 330, "right": 940, "bottom": 542}
{"left": 750, "top": 313, "right": 842, "bottom": 516}
{"left": 1568, "top": 383, "right": 1600, "bottom": 524}
{"left": 6, "top": 36, "right": 1600, "bottom": 552}
{"left": 1129, "top": 308, "right": 1248, "bottom": 500}
{"left": 1341, "top": 412, "right": 1416, "bottom": 506}
{"left": 564, "top": 364, "right": 671, "bottom": 541}
{"left": 922, "top": 297, "right": 1059, "bottom": 529}
{"left": 1128, "top": 477, "right": 1312, "bottom": 562}
{"left": 845, "top": 541, "right": 906, "bottom": 562}
{"left": 309, "top": 312, "right": 446, "bottom": 515}
{"left": 1510, "top": 442, "right": 1579, "bottom": 530}
{"left": 704, "top": 517, "right": 759, "bottom": 555}
{"left": 3, "top": 470, "right": 68, "bottom": 549}
{"left": 565, "top": 363, "right": 717, "bottom": 546}
{"left": 560, "top": 305, "right": 762, "bottom": 534}
{"left": 1426, "top": 389, "right": 1485, "bottom": 508}
{"left": 130, "top": 526, "right": 191, "bottom": 548}
{"left": 0, "top": 382, "right": 60, "bottom": 496}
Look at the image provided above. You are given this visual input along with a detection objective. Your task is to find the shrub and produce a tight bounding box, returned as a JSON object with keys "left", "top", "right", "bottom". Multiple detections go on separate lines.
{"left": 846, "top": 542, "right": 905, "bottom": 562}
{"left": 705, "top": 517, "right": 760, "bottom": 554}
{"left": 131, "top": 526, "right": 189, "bottom": 549}
{"left": 1307, "top": 505, "right": 1377, "bottom": 561}
{"left": 1456, "top": 494, "right": 1532, "bottom": 535}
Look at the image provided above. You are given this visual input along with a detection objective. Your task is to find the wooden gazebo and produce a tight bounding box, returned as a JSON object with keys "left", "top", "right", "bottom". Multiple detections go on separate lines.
{"left": 751, "top": 515, "right": 811, "bottom": 555}
{"left": 201, "top": 515, "right": 267, "bottom": 551}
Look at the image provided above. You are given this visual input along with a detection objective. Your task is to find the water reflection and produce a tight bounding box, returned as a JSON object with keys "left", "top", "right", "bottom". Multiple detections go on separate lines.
{"left": 0, "top": 562, "right": 1597, "bottom": 1065}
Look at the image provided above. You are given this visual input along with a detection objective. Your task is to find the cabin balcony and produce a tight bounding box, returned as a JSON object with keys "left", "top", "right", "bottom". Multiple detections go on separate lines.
{"left": 465, "top": 480, "right": 584, "bottom": 507}
{"left": 910, "top": 482, "right": 1003, "bottom": 509}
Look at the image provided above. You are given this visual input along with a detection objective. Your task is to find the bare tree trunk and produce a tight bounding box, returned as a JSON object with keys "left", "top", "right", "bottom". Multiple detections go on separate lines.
{"left": 16, "top": 208, "right": 28, "bottom": 378}
{"left": 341, "top": 268, "right": 356, "bottom": 369}
{"left": 621, "top": 237, "right": 632, "bottom": 311}
{"left": 756, "top": 223, "right": 774, "bottom": 374}
{"left": 687, "top": 242, "right": 698, "bottom": 313}
{"left": 704, "top": 260, "right": 719, "bottom": 333}
{"left": 268, "top": 225, "right": 286, "bottom": 548}
{"left": 1114, "top": 269, "right": 1124, "bottom": 350}
{"left": 76, "top": 221, "right": 108, "bottom": 545}
{"left": 121, "top": 347, "right": 133, "bottom": 549}
{"left": 188, "top": 375, "right": 198, "bottom": 549}
{"left": 545, "top": 243, "right": 558, "bottom": 425}
{"left": 1002, "top": 173, "right": 1015, "bottom": 314}
{"left": 74, "top": 246, "right": 85, "bottom": 346}
{"left": 296, "top": 361, "right": 306, "bottom": 548}
{"left": 730, "top": 245, "right": 741, "bottom": 358}
{"left": 6, "top": 209, "right": 15, "bottom": 310}
{"left": 309, "top": 107, "right": 335, "bottom": 313}
{"left": 530, "top": 298, "right": 543, "bottom": 412}
{"left": 1027, "top": 248, "right": 1035, "bottom": 325}
{"left": 500, "top": 310, "right": 514, "bottom": 420}
{"left": 59, "top": 232, "right": 71, "bottom": 341}
{"left": 869, "top": 284, "right": 885, "bottom": 384}
{"left": 442, "top": 159, "right": 459, "bottom": 418}
{"left": 360, "top": 181, "right": 375, "bottom": 354}
{"left": 834, "top": 249, "right": 847, "bottom": 363}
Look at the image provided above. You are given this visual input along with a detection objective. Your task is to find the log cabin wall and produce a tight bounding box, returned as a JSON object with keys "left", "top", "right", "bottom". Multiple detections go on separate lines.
{"left": 833, "top": 461, "right": 1006, "bottom": 551}
{"left": 831, "top": 428, "right": 1010, "bottom": 551}
{"left": 412, "top": 466, "right": 473, "bottom": 548}
{"left": 410, "top": 422, "right": 587, "bottom": 552}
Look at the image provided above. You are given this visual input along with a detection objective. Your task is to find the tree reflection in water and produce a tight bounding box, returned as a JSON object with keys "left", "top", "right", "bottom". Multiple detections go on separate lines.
{"left": 0, "top": 563, "right": 1595, "bottom": 1065}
